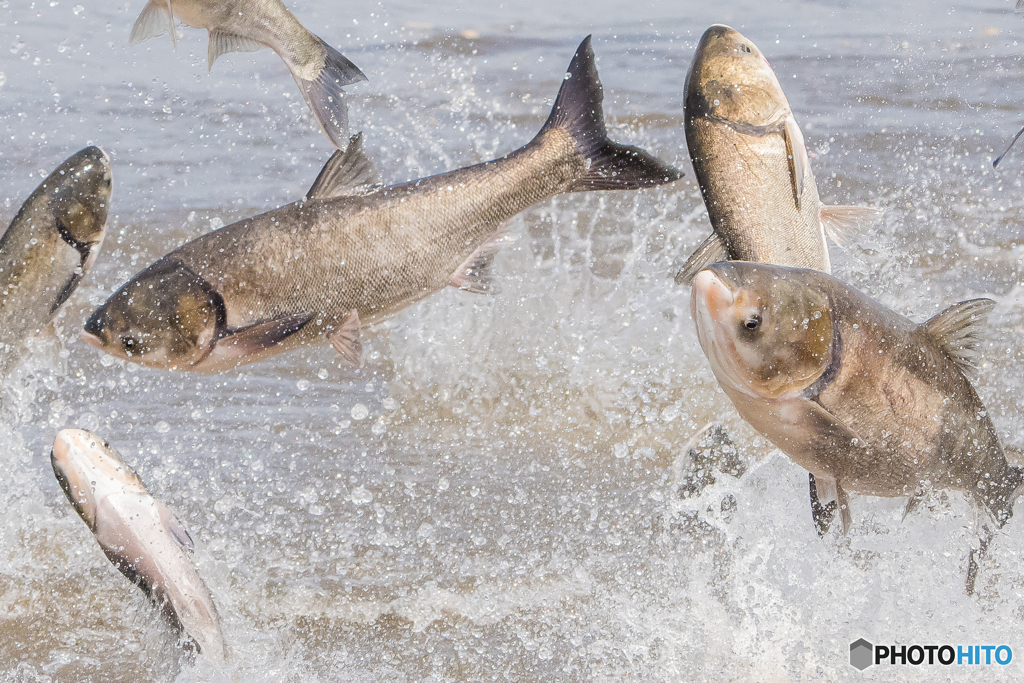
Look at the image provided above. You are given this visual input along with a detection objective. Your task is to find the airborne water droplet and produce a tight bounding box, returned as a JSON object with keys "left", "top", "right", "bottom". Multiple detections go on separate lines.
{"left": 350, "top": 403, "right": 369, "bottom": 420}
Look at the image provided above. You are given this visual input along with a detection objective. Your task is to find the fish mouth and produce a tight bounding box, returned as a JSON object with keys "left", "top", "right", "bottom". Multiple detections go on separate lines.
{"left": 80, "top": 330, "right": 105, "bottom": 350}
{"left": 691, "top": 268, "right": 759, "bottom": 398}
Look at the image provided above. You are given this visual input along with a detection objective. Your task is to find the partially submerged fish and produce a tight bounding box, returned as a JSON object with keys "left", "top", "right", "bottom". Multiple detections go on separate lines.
{"left": 0, "top": 147, "right": 110, "bottom": 366}
{"left": 690, "top": 261, "right": 1023, "bottom": 535}
{"left": 676, "top": 25, "right": 879, "bottom": 285}
{"left": 51, "top": 428, "right": 228, "bottom": 663}
{"left": 130, "top": 0, "right": 366, "bottom": 149}
{"left": 83, "top": 36, "right": 682, "bottom": 373}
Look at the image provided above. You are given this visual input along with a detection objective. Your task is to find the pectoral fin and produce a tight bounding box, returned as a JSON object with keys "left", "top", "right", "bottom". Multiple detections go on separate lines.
{"left": 207, "top": 29, "right": 264, "bottom": 71}
{"left": 784, "top": 115, "right": 808, "bottom": 210}
{"left": 328, "top": 310, "right": 362, "bottom": 367}
{"left": 819, "top": 205, "right": 882, "bottom": 248}
{"left": 809, "top": 473, "right": 838, "bottom": 537}
{"left": 675, "top": 232, "right": 728, "bottom": 286}
{"left": 213, "top": 313, "right": 314, "bottom": 361}
{"left": 157, "top": 501, "right": 195, "bottom": 554}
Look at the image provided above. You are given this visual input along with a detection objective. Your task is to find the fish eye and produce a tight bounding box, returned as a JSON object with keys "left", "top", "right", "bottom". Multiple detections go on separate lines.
{"left": 122, "top": 335, "right": 138, "bottom": 354}
{"left": 744, "top": 313, "right": 762, "bottom": 330}
{"left": 740, "top": 44, "right": 752, "bottom": 53}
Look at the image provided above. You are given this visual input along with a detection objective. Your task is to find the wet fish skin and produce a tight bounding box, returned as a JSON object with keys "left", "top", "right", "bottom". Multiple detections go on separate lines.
{"left": 130, "top": 0, "right": 366, "bottom": 149}
{"left": 83, "top": 36, "right": 683, "bottom": 373}
{"left": 691, "top": 261, "right": 1023, "bottom": 530}
{"left": 0, "top": 147, "right": 110, "bottom": 362}
{"left": 51, "top": 429, "right": 228, "bottom": 663}
{"left": 676, "top": 25, "right": 878, "bottom": 284}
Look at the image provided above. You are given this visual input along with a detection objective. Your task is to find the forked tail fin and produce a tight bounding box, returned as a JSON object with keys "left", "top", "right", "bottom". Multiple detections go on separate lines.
{"left": 536, "top": 35, "right": 682, "bottom": 191}
{"left": 294, "top": 39, "right": 368, "bottom": 150}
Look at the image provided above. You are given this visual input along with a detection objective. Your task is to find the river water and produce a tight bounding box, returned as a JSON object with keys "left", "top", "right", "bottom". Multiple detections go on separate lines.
{"left": 2, "top": 0, "right": 1024, "bottom": 680}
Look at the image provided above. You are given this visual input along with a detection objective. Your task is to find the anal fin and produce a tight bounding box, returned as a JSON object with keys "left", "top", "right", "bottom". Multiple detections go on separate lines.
{"left": 208, "top": 29, "right": 264, "bottom": 71}
{"left": 329, "top": 310, "right": 362, "bottom": 367}
{"left": 129, "top": 1, "right": 172, "bottom": 45}
{"left": 675, "top": 232, "right": 728, "bottom": 286}
{"left": 213, "top": 313, "right": 313, "bottom": 361}
{"left": 449, "top": 228, "right": 516, "bottom": 294}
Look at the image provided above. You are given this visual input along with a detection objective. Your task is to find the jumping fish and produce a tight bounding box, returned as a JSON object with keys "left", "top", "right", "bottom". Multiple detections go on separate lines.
{"left": 82, "top": 36, "right": 683, "bottom": 372}
{"left": 675, "top": 25, "right": 879, "bottom": 285}
{"left": 130, "top": 0, "right": 366, "bottom": 149}
{"left": 51, "top": 428, "right": 228, "bottom": 663}
{"left": 690, "top": 261, "right": 1023, "bottom": 536}
{"left": 0, "top": 147, "right": 110, "bottom": 367}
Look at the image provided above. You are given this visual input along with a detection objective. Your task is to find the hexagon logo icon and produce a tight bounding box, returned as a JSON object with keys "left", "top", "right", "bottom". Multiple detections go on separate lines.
{"left": 850, "top": 638, "right": 874, "bottom": 670}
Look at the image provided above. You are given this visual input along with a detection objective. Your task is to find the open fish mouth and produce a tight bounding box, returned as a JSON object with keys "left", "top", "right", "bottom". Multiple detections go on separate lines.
{"left": 691, "top": 268, "right": 760, "bottom": 398}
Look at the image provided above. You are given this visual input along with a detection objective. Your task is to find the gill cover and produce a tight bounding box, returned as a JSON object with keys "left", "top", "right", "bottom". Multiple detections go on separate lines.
{"left": 692, "top": 262, "right": 834, "bottom": 399}
{"left": 83, "top": 260, "right": 223, "bottom": 369}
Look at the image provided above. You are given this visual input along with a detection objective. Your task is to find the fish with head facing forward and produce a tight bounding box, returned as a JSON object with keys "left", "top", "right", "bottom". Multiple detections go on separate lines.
{"left": 83, "top": 36, "right": 682, "bottom": 373}
{"left": 0, "top": 147, "right": 110, "bottom": 369}
{"left": 676, "top": 25, "right": 879, "bottom": 284}
{"left": 51, "top": 429, "right": 228, "bottom": 663}
{"left": 690, "top": 261, "right": 1023, "bottom": 536}
{"left": 130, "top": 0, "right": 366, "bottom": 149}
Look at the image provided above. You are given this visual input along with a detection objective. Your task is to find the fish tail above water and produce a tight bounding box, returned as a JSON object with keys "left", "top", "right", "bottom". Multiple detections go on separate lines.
{"left": 293, "top": 38, "right": 368, "bottom": 150}
{"left": 537, "top": 35, "right": 683, "bottom": 192}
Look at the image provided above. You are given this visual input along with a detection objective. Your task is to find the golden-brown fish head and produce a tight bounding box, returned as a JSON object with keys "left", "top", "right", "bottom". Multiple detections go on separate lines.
{"left": 685, "top": 24, "right": 789, "bottom": 129}
{"left": 51, "top": 428, "right": 145, "bottom": 531}
{"left": 45, "top": 146, "right": 112, "bottom": 273}
{"left": 82, "top": 260, "right": 224, "bottom": 370}
{"left": 691, "top": 261, "right": 833, "bottom": 400}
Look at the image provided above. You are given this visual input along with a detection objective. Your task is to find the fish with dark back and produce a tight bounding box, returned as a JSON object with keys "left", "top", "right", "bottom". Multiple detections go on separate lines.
{"left": 83, "top": 36, "right": 683, "bottom": 373}
{"left": 690, "top": 261, "right": 1023, "bottom": 558}
{"left": 130, "top": 0, "right": 366, "bottom": 149}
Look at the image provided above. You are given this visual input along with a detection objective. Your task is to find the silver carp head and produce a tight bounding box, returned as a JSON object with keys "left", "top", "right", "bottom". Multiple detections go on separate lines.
{"left": 691, "top": 261, "right": 834, "bottom": 401}
{"left": 48, "top": 146, "right": 112, "bottom": 268}
{"left": 685, "top": 24, "right": 789, "bottom": 131}
{"left": 82, "top": 260, "right": 223, "bottom": 370}
{"left": 51, "top": 428, "right": 145, "bottom": 531}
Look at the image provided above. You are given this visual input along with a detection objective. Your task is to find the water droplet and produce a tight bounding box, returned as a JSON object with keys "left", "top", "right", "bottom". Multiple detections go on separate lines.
{"left": 371, "top": 420, "right": 386, "bottom": 435}
{"left": 351, "top": 485, "right": 372, "bottom": 505}
{"left": 155, "top": 421, "right": 170, "bottom": 434}
{"left": 209, "top": 217, "right": 224, "bottom": 230}
{"left": 78, "top": 412, "right": 98, "bottom": 431}
{"left": 350, "top": 404, "right": 368, "bottom": 420}
{"left": 72, "top": 4, "right": 83, "bottom": 14}
{"left": 317, "top": 368, "right": 328, "bottom": 380}
{"left": 296, "top": 379, "right": 310, "bottom": 391}
{"left": 613, "top": 443, "right": 628, "bottom": 459}
{"left": 382, "top": 397, "right": 398, "bottom": 410}
{"left": 437, "top": 478, "right": 449, "bottom": 492}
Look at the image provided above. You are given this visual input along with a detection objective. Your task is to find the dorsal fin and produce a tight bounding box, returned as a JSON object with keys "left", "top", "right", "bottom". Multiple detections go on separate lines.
{"left": 306, "top": 133, "right": 381, "bottom": 200}
{"left": 922, "top": 298, "right": 995, "bottom": 378}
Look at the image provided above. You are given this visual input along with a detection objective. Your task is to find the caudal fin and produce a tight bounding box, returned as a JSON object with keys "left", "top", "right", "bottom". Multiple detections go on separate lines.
{"left": 982, "top": 462, "right": 1024, "bottom": 528}
{"left": 294, "top": 38, "right": 367, "bottom": 150}
{"left": 536, "top": 36, "right": 683, "bottom": 191}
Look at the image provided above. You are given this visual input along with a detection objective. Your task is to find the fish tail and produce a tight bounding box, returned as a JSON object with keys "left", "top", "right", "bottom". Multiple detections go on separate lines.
{"left": 294, "top": 38, "right": 367, "bottom": 150}
{"left": 536, "top": 35, "right": 682, "bottom": 191}
{"left": 983, "top": 463, "right": 1024, "bottom": 528}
